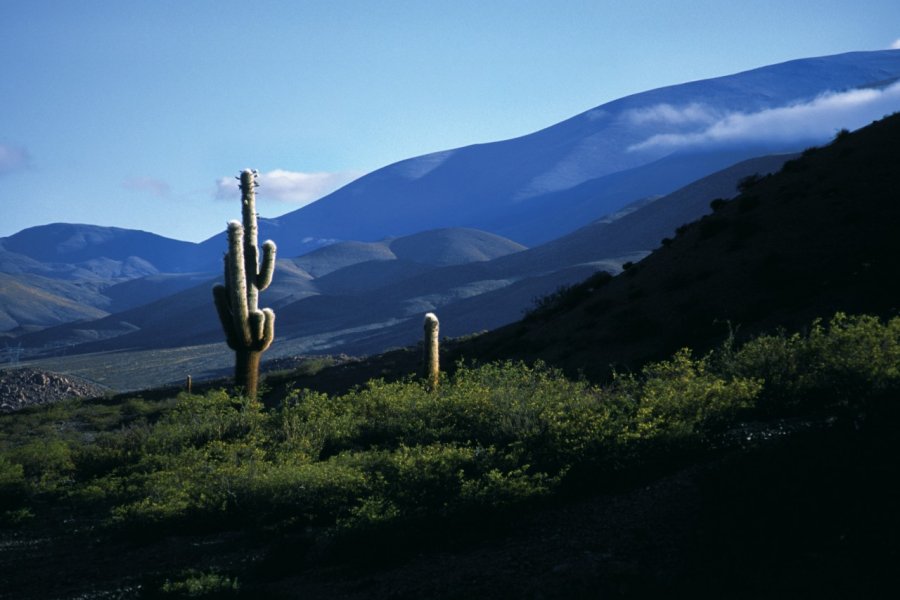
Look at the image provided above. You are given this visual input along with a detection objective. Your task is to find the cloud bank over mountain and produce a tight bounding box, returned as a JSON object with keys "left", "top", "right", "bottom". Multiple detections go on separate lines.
{"left": 621, "top": 103, "right": 721, "bottom": 127}
{"left": 628, "top": 81, "right": 900, "bottom": 153}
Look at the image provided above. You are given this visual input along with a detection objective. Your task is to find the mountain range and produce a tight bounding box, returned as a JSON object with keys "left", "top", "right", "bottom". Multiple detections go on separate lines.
{"left": 2, "top": 49, "right": 900, "bottom": 387}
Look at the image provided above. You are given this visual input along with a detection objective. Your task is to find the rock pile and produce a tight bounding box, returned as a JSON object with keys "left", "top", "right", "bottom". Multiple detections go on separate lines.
{"left": 0, "top": 367, "right": 109, "bottom": 412}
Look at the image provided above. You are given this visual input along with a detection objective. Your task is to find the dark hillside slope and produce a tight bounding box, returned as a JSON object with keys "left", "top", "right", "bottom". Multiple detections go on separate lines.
{"left": 488, "top": 148, "right": 794, "bottom": 244}
{"left": 468, "top": 114, "right": 900, "bottom": 379}
{"left": 489, "top": 153, "right": 794, "bottom": 275}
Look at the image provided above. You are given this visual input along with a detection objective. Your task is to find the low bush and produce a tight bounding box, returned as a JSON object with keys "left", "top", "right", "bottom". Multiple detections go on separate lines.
{"left": 716, "top": 313, "right": 900, "bottom": 413}
{"left": 149, "top": 569, "right": 240, "bottom": 598}
{"left": 0, "top": 454, "right": 26, "bottom": 513}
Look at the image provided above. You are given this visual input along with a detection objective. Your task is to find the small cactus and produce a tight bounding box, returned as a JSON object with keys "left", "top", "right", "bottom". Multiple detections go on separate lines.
{"left": 212, "top": 169, "right": 277, "bottom": 399}
{"left": 423, "top": 312, "right": 440, "bottom": 390}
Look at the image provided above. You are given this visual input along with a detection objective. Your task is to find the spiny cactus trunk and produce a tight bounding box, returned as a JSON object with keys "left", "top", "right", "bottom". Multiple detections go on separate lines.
{"left": 424, "top": 312, "right": 440, "bottom": 391}
{"left": 235, "top": 349, "right": 262, "bottom": 398}
{"left": 213, "top": 169, "right": 277, "bottom": 400}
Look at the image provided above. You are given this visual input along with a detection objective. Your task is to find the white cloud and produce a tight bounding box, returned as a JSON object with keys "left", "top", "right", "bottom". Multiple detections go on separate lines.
{"left": 0, "top": 143, "right": 30, "bottom": 174}
{"left": 215, "top": 169, "right": 364, "bottom": 205}
{"left": 890, "top": 38, "right": 900, "bottom": 50}
{"left": 621, "top": 102, "right": 721, "bottom": 126}
{"left": 123, "top": 176, "right": 171, "bottom": 197}
{"left": 628, "top": 82, "right": 900, "bottom": 153}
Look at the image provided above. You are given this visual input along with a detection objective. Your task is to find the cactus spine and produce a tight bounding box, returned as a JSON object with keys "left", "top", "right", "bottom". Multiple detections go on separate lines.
{"left": 213, "top": 169, "right": 277, "bottom": 399}
{"left": 423, "top": 312, "right": 440, "bottom": 390}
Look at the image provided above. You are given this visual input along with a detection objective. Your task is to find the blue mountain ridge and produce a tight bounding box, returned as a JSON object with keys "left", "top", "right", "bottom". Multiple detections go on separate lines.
{"left": 5, "top": 49, "right": 900, "bottom": 269}
{"left": 249, "top": 49, "right": 900, "bottom": 254}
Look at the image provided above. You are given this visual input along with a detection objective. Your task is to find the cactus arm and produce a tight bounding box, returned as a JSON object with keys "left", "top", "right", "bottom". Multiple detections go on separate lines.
{"left": 257, "top": 240, "right": 277, "bottom": 290}
{"left": 257, "top": 308, "right": 276, "bottom": 352}
{"left": 212, "top": 284, "right": 239, "bottom": 350}
{"left": 226, "top": 220, "right": 252, "bottom": 346}
{"left": 249, "top": 309, "right": 266, "bottom": 343}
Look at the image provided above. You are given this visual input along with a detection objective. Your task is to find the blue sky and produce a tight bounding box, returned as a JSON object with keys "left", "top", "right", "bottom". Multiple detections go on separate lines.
{"left": 2, "top": 1, "right": 899, "bottom": 242}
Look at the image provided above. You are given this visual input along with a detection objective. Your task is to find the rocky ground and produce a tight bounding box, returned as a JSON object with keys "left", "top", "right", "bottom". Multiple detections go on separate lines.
{"left": 0, "top": 367, "right": 109, "bottom": 412}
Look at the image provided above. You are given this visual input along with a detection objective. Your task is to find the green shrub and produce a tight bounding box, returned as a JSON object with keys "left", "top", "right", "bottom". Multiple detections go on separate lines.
{"left": 156, "top": 569, "right": 240, "bottom": 598}
{"left": 459, "top": 464, "right": 555, "bottom": 508}
{"left": 615, "top": 349, "right": 761, "bottom": 446}
{"left": 0, "top": 454, "right": 26, "bottom": 512}
{"left": 8, "top": 438, "right": 75, "bottom": 492}
{"left": 802, "top": 313, "right": 900, "bottom": 399}
{"left": 269, "top": 389, "right": 358, "bottom": 462}
{"left": 718, "top": 313, "right": 900, "bottom": 412}
{"left": 145, "top": 391, "right": 265, "bottom": 454}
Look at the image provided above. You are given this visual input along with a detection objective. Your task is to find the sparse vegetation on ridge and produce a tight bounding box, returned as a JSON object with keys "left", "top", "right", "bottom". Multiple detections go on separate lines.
{"left": 2, "top": 313, "right": 896, "bottom": 548}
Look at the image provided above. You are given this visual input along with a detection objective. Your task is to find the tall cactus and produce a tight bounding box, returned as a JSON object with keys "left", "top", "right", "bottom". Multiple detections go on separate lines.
{"left": 423, "top": 312, "right": 440, "bottom": 391}
{"left": 212, "top": 169, "right": 277, "bottom": 399}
